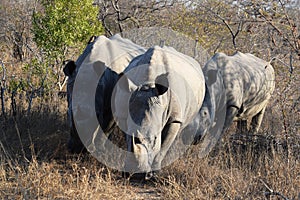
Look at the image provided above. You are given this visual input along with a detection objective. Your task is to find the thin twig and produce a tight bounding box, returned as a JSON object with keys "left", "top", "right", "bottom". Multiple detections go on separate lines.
{"left": 204, "top": 5, "right": 241, "bottom": 50}
{"left": 278, "top": 0, "right": 300, "bottom": 51}
{"left": 259, "top": 11, "right": 298, "bottom": 53}
{"left": 13, "top": 118, "right": 30, "bottom": 163}
{"left": 0, "top": 60, "right": 6, "bottom": 117}
{"left": 111, "top": 0, "right": 123, "bottom": 34}
{"left": 260, "top": 179, "right": 290, "bottom": 200}
{"left": 269, "top": 56, "right": 293, "bottom": 74}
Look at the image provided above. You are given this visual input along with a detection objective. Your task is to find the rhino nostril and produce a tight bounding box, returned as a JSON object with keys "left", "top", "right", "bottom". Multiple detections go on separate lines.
{"left": 134, "top": 136, "right": 142, "bottom": 144}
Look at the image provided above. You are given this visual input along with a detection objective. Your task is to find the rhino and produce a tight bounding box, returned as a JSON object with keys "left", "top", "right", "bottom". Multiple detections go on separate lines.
{"left": 63, "top": 34, "right": 145, "bottom": 153}
{"left": 193, "top": 52, "right": 275, "bottom": 153}
{"left": 112, "top": 45, "right": 206, "bottom": 175}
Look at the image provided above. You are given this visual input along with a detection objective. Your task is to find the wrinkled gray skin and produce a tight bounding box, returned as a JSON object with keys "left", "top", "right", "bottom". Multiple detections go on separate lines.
{"left": 113, "top": 46, "right": 205, "bottom": 174}
{"left": 64, "top": 60, "right": 119, "bottom": 153}
{"left": 190, "top": 84, "right": 217, "bottom": 145}
{"left": 193, "top": 52, "right": 275, "bottom": 146}
{"left": 63, "top": 35, "right": 145, "bottom": 153}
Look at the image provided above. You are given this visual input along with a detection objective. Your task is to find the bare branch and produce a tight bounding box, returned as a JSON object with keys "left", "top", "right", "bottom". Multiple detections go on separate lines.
{"left": 111, "top": 0, "right": 123, "bottom": 33}
{"left": 278, "top": 0, "right": 300, "bottom": 50}
{"left": 289, "top": 52, "right": 294, "bottom": 74}
{"left": 203, "top": 5, "right": 241, "bottom": 50}
{"left": 0, "top": 60, "right": 6, "bottom": 117}
{"left": 258, "top": 8, "right": 299, "bottom": 55}
{"left": 58, "top": 76, "right": 68, "bottom": 92}
{"left": 98, "top": 0, "right": 179, "bottom": 35}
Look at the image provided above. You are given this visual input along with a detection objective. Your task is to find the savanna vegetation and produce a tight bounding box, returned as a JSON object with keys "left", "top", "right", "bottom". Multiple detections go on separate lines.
{"left": 0, "top": 0, "right": 299, "bottom": 199}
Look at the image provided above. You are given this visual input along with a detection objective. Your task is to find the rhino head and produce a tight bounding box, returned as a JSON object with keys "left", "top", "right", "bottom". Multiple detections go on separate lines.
{"left": 193, "top": 68, "right": 227, "bottom": 157}
{"left": 114, "top": 73, "right": 169, "bottom": 174}
{"left": 192, "top": 83, "right": 215, "bottom": 145}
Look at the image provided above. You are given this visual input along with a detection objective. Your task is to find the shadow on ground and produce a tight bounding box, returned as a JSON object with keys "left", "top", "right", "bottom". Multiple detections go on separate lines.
{"left": 0, "top": 110, "right": 70, "bottom": 162}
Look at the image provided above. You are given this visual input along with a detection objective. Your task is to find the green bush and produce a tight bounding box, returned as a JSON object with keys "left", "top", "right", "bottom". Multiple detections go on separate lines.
{"left": 32, "top": 0, "right": 103, "bottom": 57}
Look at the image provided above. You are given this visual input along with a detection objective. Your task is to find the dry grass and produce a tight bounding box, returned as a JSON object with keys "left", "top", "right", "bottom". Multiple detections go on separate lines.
{"left": 0, "top": 100, "right": 299, "bottom": 200}
{"left": 0, "top": 68, "right": 299, "bottom": 200}
{"left": 157, "top": 137, "right": 299, "bottom": 199}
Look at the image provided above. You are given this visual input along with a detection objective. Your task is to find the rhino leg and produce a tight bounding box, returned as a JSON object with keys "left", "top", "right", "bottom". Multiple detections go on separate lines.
{"left": 68, "top": 125, "right": 86, "bottom": 153}
{"left": 223, "top": 106, "right": 240, "bottom": 133}
{"left": 249, "top": 107, "right": 266, "bottom": 134}
{"left": 152, "top": 122, "right": 181, "bottom": 171}
{"left": 236, "top": 120, "right": 248, "bottom": 134}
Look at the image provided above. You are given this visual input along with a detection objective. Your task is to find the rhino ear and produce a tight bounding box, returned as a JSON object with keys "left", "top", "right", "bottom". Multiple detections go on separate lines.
{"left": 203, "top": 84, "right": 215, "bottom": 121}
{"left": 155, "top": 73, "right": 169, "bottom": 96}
{"left": 206, "top": 69, "right": 218, "bottom": 86}
{"left": 156, "top": 84, "right": 168, "bottom": 96}
{"left": 93, "top": 61, "right": 106, "bottom": 77}
{"left": 63, "top": 60, "right": 76, "bottom": 76}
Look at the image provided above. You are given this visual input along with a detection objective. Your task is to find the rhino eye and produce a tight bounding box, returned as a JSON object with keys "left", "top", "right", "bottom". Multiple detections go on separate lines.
{"left": 203, "top": 111, "right": 208, "bottom": 116}
{"left": 140, "top": 85, "right": 150, "bottom": 91}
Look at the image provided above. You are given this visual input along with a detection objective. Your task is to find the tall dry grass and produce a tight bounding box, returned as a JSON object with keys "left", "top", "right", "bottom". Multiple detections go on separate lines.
{"left": 0, "top": 64, "right": 299, "bottom": 200}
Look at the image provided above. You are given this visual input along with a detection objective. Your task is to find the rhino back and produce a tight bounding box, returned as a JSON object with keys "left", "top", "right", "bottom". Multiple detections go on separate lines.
{"left": 86, "top": 35, "right": 145, "bottom": 73}
{"left": 204, "top": 52, "right": 275, "bottom": 119}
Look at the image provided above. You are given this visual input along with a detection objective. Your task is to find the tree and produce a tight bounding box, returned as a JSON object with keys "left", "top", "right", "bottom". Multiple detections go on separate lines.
{"left": 32, "top": 0, "right": 103, "bottom": 58}
{"left": 32, "top": 0, "right": 104, "bottom": 92}
{"left": 0, "top": 0, "right": 35, "bottom": 63}
{"left": 96, "top": 0, "right": 179, "bottom": 35}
